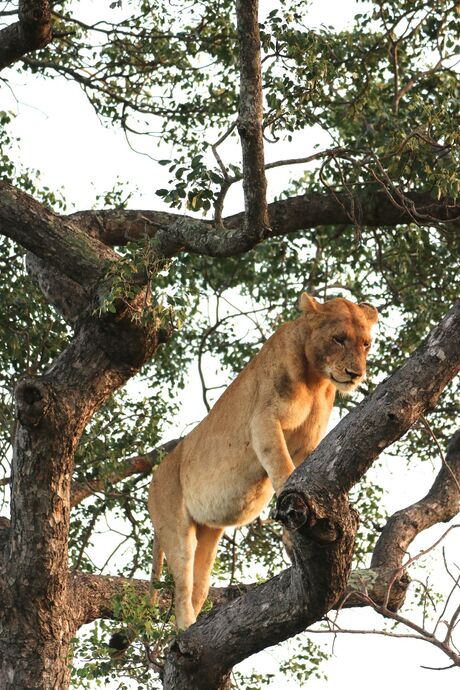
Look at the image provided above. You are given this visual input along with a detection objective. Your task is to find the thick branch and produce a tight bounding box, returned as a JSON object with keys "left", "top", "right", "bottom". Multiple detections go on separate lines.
{"left": 69, "top": 190, "right": 460, "bottom": 250}
{"left": 0, "top": 181, "right": 117, "bottom": 287}
{"left": 371, "top": 429, "right": 460, "bottom": 570}
{"left": 2, "top": 182, "right": 458, "bottom": 272}
{"left": 0, "top": 0, "right": 53, "bottom": 70}
{"left": 70, "top": 565, "right": 406, "bottom": 631}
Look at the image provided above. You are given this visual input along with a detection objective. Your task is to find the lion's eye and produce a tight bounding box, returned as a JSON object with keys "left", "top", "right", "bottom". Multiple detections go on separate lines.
{"left": 364, "top": 341, "right": 371, "bottom": 350}
{"left": 333, "top": 336, "right": 346, "bottom": 346}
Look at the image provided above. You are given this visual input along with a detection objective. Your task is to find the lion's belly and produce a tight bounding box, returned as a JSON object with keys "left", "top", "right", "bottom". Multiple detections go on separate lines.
{"left": 182, "top": 454, "right": 274, "bottom": 528}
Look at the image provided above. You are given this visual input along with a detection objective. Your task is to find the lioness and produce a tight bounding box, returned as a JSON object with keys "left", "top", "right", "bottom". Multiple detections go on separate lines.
{"left": 148, "top": 293, "right": 378, "bottom": 629}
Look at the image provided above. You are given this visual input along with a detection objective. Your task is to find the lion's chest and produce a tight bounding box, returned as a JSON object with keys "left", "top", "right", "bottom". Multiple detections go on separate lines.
{"left": 278, "top": 382, "right": 315, "bottom": 430}
{"left": 280, "top": 384, "right": 334, "bottom": 464}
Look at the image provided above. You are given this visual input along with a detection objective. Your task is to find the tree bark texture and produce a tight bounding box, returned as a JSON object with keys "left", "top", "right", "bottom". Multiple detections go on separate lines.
{"left": 0, "top": 0, "right": 53, "bottom": 71}
{"left": 236, "top": 0, "right": 270, "bottom": 239}
{"left": 0, "top": 181, "right": 117, "bottom": 287}
{"left": 68, "top": 190, "right": 459, "bottom": 249}
{"left": 371, "top": 428, "right": 460, "bottom": 569}
{"left": 0, "top": 286, "right": 165, "bottom": 688}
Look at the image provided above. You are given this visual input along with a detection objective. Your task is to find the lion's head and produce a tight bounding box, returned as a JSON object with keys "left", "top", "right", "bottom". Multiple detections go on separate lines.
{"left": 300, "top": 293, "right": 378, "bottom": 394}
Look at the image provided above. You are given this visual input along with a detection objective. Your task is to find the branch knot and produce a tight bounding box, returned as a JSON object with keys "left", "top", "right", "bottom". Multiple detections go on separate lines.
{"left": 15, "top": 379, "right": 50, "bottom": 427}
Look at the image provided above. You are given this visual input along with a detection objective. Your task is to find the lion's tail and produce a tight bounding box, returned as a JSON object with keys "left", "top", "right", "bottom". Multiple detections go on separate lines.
{"left": 149, "top": 534, "right": 164, "bottom": 605}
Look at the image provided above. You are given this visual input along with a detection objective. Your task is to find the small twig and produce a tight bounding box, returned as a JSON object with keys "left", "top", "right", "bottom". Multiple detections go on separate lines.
{"left": 421, "top": 415, "right": 460, "bottom": 493}
{"left": 420, "top": 662, "right": 457, "bottom": 671}
{"left": 383, "top": 525, "right": 460, "bottom": 611}
{"left": 211, "top": 122, "right": 237, "bottom": 180}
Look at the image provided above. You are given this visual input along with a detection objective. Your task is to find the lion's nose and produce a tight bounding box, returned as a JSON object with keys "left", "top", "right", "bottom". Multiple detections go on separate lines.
{"left": 345, "top": 369, "right": 362, "bottom": 380}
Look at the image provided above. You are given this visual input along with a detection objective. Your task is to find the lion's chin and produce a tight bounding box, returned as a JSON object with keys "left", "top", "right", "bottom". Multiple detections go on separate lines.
{"left": 329, "top": 375, "right": 359, "bottom": 395}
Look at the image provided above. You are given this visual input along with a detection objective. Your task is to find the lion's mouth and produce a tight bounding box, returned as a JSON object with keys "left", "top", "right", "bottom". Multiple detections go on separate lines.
{"left": 330, "top": 374, "right": 355, "bottom": 386}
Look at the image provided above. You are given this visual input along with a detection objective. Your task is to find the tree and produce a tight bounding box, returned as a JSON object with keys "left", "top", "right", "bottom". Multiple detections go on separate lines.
{"left": 0, "top": 0, "right": 459, "bottom": 688}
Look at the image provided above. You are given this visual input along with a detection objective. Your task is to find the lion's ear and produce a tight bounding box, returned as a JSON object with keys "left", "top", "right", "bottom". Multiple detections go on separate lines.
{"left": 359, "top": 302, "right": 378, "bottom": 324}
{"left": 299, "top": 292, "right": 320, "bottom": 314}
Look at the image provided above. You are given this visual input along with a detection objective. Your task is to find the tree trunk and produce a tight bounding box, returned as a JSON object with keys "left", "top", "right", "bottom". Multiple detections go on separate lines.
{"left": 0, "top": 305, "right": 164, "bottom": 688}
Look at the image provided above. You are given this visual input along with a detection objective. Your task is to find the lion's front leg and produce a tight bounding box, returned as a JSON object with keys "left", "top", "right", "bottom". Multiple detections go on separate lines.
{"left": 250, "top": 414, "right": 295, "bottom": 495}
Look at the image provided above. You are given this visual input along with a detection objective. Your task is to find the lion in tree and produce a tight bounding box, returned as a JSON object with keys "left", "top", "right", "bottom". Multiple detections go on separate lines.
{"left": 148, "top": 293, "right": 378, "bottom": 629}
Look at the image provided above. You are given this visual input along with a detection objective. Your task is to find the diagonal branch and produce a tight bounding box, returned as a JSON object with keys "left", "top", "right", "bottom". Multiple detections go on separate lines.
{"left": 0, "top": 181, "right": 117, "bottom": 287}
{"left": 0, "top": 0, "right": 53, "bottom": 71}
{"left": 339, "top": 430, "right": 460, "bottom": 615}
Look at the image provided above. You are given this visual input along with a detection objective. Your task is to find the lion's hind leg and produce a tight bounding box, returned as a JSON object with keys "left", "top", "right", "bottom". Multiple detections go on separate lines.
{"left": 158, "top": 519, "right": 198, "bottom": 630}
{"left": 149, "top": 536, "right": 164, "bottom": 606}
{"left": 191, "top": 524, "right": 224, "bottom": 617}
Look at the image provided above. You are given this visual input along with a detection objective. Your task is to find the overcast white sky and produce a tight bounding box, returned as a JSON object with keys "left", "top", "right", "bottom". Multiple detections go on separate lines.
{"left": 1, "top": 0, "right": 459, "bottom": 688}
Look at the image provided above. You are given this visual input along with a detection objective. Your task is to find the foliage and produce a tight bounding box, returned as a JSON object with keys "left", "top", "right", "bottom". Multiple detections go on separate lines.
{"left": 232, "top": 636, "right": 329, "bottom": 689}
{"left": 0, "top": 0, "right": 459, "bottom": 687}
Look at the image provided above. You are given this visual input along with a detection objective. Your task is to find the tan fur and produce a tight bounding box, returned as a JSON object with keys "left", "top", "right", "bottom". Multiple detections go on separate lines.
{"left": 148, "top": 294, "right": 378, "bottom": 629}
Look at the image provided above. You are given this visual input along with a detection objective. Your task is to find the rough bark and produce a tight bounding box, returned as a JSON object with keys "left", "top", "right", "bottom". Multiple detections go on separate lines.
{"left": 70, "top": 189, "right": 460, "bottom": 249}
{"left": 0, "top": 0, "right": 53, "bottom": 71}
{"left": 0, "top": 181, "right": 117, "bottom": 287}
{"left": 0, "top": 297, "right": 166, "bottom": 689}
{"left": 236, "top": 0, "right": 270, "bottom": 239}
